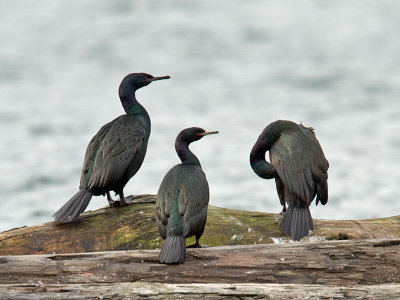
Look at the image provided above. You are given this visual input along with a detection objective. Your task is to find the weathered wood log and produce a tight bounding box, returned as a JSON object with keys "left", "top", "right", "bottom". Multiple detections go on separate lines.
{"left": 1, "top": 238, "right": 400, "bottom": 299}
{"left": 1, "top": 238, "right": 400, "bottom": 285}
{"left": 1, "top": 194, "right": 400, "bottom": 255}
{"left": 1, "top": 195, "right": 400, "bottom": 298}
{"left": 1, "top": 282, "right": 399, "bottom": 299}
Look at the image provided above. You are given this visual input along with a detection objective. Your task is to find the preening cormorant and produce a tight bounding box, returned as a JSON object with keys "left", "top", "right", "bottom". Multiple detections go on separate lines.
{"left": 250, "top": 120, "right": 329, "bottom": 241}
{"left": 53, "top": 73, "right": 170, "bottom": 223}
{"left": 156, "top": 127, "right": 218, "bottom": 264}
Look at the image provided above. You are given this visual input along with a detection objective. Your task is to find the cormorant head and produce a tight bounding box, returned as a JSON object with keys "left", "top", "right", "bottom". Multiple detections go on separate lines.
{"left": 119, "top": 72, "right": 170, "bottom": 92}
{"left": 178, "top": 127, "right": 219, "bottom": 144}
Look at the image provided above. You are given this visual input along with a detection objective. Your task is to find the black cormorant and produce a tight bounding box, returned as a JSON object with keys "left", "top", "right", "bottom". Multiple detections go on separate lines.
{"left": 156, "top": 127, "right": 218, "bottom": 264}
{"left": 53, "top": 73, "right": 170, "bottom": 223}
{"left": 250, "top": 120, "right": 329, "bottom": 241}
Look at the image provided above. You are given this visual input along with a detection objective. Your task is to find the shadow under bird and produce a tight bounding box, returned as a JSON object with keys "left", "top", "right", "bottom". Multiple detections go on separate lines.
{"left": 53, "top": 73, "right": 170, "bottom": 223}
{"left": 250, "top": 120, "right": 329, "bottom": 241}
{"left": 156, "top": 127, "right": 218, "bottom": 264}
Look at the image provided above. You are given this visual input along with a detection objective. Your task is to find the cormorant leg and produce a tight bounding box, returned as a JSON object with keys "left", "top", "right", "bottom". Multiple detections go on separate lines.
{"left": 106, "top": 192, "right": 117, "bottom": 207}
{"left": 280, "top": 203, "right": 287, "bottom": 215}
{"left": 108, "top": 191, "right": 126, "bottom": 207}
{"left": 118, "top": 190, "right": 129, "bottom": 206}
{"left": 275, "top": 178, "right": 286, "bottom": 215}
{"left": 187, "top": 237, "right": 202, "bottom": 248}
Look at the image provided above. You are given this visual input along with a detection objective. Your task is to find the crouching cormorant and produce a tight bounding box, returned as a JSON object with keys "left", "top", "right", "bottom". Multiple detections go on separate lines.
{"left": 156, "top": 127, "right": 218, "bottom": 264}
{"left": 53, "top": 73, "right": 170, "bottom": 223}
{"left": 250, "top": 120, "right": 329, "bottom": 241}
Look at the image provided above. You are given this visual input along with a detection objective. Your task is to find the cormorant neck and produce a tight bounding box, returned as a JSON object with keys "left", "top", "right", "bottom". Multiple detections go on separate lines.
{"left": 119, "top": 86, "right": 147, "bottom": 115}
{"left": 175, "top": 139, "right": 201, "bottom": 167}
{"left": 250, "top": 134, "right": 278, "bottom": 179}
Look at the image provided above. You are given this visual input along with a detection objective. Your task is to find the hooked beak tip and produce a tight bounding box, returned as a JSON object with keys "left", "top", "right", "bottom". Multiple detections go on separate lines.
{"left": 149, "top": 75, "right": 170, "bottom": 82}
{"left": 199, "top": 130, "right": 219, "bottom": 136}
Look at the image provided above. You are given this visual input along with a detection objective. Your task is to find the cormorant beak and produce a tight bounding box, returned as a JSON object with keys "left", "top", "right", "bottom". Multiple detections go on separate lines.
{"left": 148, "top": 75, "right": 171, "bottom": 82}
{"left": 198, "top": 131, "right": 219, "bottom": 137}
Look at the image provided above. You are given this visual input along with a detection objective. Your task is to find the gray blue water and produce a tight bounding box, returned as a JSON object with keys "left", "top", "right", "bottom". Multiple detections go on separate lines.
{"left": 1, "top": 0, "right": 400, "bottom": 232}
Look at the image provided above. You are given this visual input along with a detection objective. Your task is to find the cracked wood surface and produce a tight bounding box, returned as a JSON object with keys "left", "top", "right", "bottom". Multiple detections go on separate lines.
{"left": 1, "top": 238, "right": 399, "bottom": 285}
{"left": 1, "top": 283, "right": 400, "bottom": 299}
{"left": 1, "top": 194, "right": 400, "bottom": 255}
{"left": 1, "top": 195, "right": 400, "bottom": 298}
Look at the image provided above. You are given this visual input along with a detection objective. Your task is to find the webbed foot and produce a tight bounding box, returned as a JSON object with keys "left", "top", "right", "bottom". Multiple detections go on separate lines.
{"left": 107, "top": 191, "right": 132, "bottom": 207}
{"left": 187, "top": 243, "right": 202, "bottom": 248}
{"left": 187, "top": 239, "right": 202, "bottom": 248}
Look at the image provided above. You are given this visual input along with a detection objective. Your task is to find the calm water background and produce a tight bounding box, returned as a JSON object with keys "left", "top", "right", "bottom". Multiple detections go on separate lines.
{"left": 1, "top": 1, "right": 400, "bottom": 231}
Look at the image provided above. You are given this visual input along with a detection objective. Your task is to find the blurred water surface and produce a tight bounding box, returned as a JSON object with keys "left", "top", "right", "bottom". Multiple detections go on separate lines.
{"left": 1, "top": 0, "right": 400, "bottom": 231}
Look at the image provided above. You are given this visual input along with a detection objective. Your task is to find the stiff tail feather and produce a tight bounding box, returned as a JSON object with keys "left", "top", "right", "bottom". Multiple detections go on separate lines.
{"left": 158, "top": 234, "right": 186, "bottom": 264}
{"left": 280, "top": 205, "right": 313, "bottom": 241}
{"left": 53, "top": 189, "right": 93, "bottom": 223}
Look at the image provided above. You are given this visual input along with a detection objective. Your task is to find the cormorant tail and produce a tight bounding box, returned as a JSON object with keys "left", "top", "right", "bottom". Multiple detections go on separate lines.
{"left": 53, "top": 189, "right": 93, "bottom": 223}
{"left": 158, "top": 234, "right": 186, "bottom": 264}
{"left": 280, "top": 205, "right": 314, "bottom": 241}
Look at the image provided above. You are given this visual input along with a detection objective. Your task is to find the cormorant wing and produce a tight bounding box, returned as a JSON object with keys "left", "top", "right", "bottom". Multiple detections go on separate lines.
{"left": 156, "top": 170, "right": 176, "bottom": 239}
{"left": 270, "top": 125, "right": 329, "bottom": 205}
{"left": 80, "top": 121, "right": 114, "bottom": 189}
{"left": 84, "top": 116, "right": 147, "bottom": 189}
{"left": 156, "top": 166, "right": 183, "bottom": 239}
{"left": 179, "top": 167, "right": 209, "bottom": 237}
{"left": 156, "top": 165, "right": 209, "bottom": 239}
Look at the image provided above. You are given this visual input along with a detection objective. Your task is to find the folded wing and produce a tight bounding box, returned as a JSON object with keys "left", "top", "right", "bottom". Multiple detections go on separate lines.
{"left": 270, "top": 125, "right": 329, "bottom": 205}
{"left": 80, "top": 116, "right": 147, "bottom": 190}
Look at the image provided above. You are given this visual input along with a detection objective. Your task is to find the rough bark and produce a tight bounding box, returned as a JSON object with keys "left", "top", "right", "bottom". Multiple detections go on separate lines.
{"left": 1, "top": 194, "right": 400, "bottom": 255}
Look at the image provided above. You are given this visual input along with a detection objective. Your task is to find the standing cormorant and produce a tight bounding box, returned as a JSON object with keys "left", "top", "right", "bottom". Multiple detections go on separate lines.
{"left": 53, "top": 73, "right": 170, "bottom": 223}
{"left": 156, "top": 127, "right": 218, "bottom": 264}
{"left": 250, "top": 120, "right": 329, "bottom": 241}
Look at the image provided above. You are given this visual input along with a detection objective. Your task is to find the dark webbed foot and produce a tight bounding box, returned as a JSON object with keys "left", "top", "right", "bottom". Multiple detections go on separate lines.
{"left": 109, "top": 201, "right": 122, "bottom": 207}
{"left": 187, "top": 238, "right": 202, "bottom": 248}
{"left": 117, "top": 190, "right": 135, "bottom": 206}
{"left": 108, "top": 199, "right": 130, "bottom": 207}
{"left": 107, "top": 191, "right": 134, "bottom": 207}
{"left": 119, "top": 196, "right": 129, "bottom": 206}
{"left": 187, "top": 243, "right": 202, "bottom": 248}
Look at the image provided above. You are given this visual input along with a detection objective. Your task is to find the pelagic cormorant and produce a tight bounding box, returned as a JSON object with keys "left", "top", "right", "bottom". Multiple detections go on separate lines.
{"left": 53, "top": 73, "right": 170, "bottom": 223}
{"left": 156, "top": 127, "right": 218, "bottom": 264}
{"left": 250, "top": 120, "right": 329, "bottom": 241}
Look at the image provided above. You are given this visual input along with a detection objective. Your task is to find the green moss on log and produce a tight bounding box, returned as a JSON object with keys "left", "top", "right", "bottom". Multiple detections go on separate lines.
{"left": 1, "top": 194, "right": 400, "bottom": 255}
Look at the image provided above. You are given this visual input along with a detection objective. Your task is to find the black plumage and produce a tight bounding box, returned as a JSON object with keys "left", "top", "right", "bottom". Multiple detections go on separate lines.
{"left": 53, "top": 73, "right": 170, "bottom": 223}
{"left": 250, "top": 120, "right": 329, "bottom": 241}
{"left": 156, "top": 127, "right": 218, "bottom": 264}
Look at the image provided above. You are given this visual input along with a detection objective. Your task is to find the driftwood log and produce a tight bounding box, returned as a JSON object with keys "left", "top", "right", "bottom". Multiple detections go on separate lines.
{"left": 0, "top": 239, "right": 400, "bottom": 298}
{"left": 1, "top": 283, "right": 400, "bottom": 299}
{"left": 1, "top": 194, "right": 400, "bottom": 255}
{"left": 1, "top": 194, "right": 400, "bottom": 299}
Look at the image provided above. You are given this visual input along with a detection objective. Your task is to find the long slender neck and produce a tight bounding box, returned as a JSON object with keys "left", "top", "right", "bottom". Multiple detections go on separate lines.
{"left": 175, "top": 138, "right": 201, "bottom": 167}
{"left": 119, "top": 85, "right": 147, "bottom": 115}
{"left": 250, "top": 130, "right": 279, "bottom": 179}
